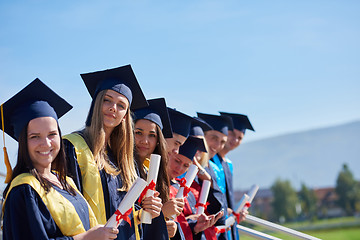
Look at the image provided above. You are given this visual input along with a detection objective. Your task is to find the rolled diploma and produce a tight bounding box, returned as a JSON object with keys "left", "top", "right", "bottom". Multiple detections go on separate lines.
{"left": 244, "top": 184, "right": 259, "bottom": 210}
{"left": 141, "top": 154, "right": 161, "bottom": 224}
{"left": 105, "top": 177, "right": 147, "bottom": 228}
{"left": 170, "top": 164, "right": 198, "bottom": 219}
{"left": 175, "top": 164, "right": 198, "bottom": 198}
{"left": 196, "top": 179, "right": 211, "bottom": 214}
{"left": 247, "top": 184, "right": 259, "bottom": 203}
{"left": 235, "top": 194, "right": 250, "bottom": 213}
{"left": 226, "top": 194, "right": 250, "bottom": 227}
{"left": 225, "top": 216, "right": 236, "bottom": 228}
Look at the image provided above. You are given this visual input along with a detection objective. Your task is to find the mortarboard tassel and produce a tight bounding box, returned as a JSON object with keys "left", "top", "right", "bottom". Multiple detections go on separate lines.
{"left": 1, "top": 104, "right": 12, "bottom": 183}
{"left": 3, "top": 147, "right": 12, "bottom": 183}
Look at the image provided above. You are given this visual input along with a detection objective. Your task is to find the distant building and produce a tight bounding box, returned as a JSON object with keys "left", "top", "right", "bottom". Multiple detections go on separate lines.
{"left": 234, "top": 186, "right": 346, "bottom": 221}
{"left": 313, "top": 187, "right": 345, "bottom": 218}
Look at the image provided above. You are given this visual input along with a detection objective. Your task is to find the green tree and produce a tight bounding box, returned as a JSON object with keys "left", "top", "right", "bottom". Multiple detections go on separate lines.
{"left": 271, "top": 178, "right": 299, "bottom": 222}
{"left": 335, "top": 163, "right": 360, "bottom": 215}
{"left": 298, "top": 183, "right": 317, "bottom": 220}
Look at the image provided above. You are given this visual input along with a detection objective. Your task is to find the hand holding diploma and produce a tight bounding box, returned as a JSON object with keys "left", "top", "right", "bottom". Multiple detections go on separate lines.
{"left": 170, "top": 164, "right": 198, "bottom": 219}
{"left": 195, "top": 179, "right": 211, "bottom": 214}
{"left": 105, "top": 178, "right": 147, "bottom": 228}
{"left": 220, "top": 184, "right": 258, "bottom": 231}
{"left": 140, "top": 154, "right": 161, "bottom": 224}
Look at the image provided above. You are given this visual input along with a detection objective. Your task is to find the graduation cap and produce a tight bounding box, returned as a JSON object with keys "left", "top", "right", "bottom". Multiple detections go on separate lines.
{"left": 133, "top": 98, "right": 173, "bottom": 138}
{"left": 189, "top": 117, "right": 213, "bottom": 137}
{"left": 80, "top": 64, "right": 148, "bottom": 126}
{"left": 167, "top": 108, "right": 193, "bottom": 138}
{"left": 219, "top": 112, "right": 255, "bottom": 134}
{"left": 0, "top": 78, "right": 72, "bottom": 183}
{"left": 178, "top": 136, "right": 207, "bottom": 161}
{"left": 1, "top": 78, "right": 72, "bottom": 141}
{"left": 196, "top": 112, "right": 233, "bottom": 136}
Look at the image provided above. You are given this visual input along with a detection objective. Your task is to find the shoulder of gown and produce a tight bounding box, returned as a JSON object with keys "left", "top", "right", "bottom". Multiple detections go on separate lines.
{"left": 3, "top": 184, "right": 73, "bottom": 240}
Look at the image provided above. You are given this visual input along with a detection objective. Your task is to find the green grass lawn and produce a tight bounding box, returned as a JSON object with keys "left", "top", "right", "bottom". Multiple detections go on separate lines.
{"left": 307, "top": 227, "right": 360, "bottom": 240}
{"left": 238, "top": 216, "right": 360, "bottom": 240}
{"left": 239, "top": 227, "right": 360, "bottom": 240}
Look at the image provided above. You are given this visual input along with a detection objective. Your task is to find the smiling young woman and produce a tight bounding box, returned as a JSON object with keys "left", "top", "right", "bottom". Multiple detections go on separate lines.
{"left": 134, "top": 119, "right": 158, "bottom": 161}
{"left": 133, "top": 98, "right": 175, "bottom": 239}
{"left": 1, "top": 79, "right": 118, "bottom": 240}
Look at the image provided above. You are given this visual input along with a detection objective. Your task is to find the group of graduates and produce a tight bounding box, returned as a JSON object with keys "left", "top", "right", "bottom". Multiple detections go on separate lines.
{"left": 1, "top": 64, "right": 254, "bottom": 240}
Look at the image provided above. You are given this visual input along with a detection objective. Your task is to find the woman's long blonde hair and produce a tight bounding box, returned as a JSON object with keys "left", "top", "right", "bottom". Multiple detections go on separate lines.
{"left": 83, "top": 90, "right": 137, "bottom": 191}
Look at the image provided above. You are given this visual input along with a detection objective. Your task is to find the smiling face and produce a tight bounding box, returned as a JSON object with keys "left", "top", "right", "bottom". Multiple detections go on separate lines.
{"left": 27, "top": 117, "right": 61, "bottom": 172}
{"left": 134, "top": 119, "right": 158, "bottom": 160}
{"left": 204, "top": 130, "right": 228, "bottom": 159}
{"left": 225, "top": 129, "right": 244, "bottom": 151}
{"left": 167, "top": 153, "right": 192, "bottom": 180}
{"left": 102, "top": 89, "right": 129, "bottom": 133}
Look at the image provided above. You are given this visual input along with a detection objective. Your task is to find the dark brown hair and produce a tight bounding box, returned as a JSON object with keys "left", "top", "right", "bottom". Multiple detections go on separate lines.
{"left": 135, "top": 123, "right": 170, "bottom": 203}
{"left": 4, "top": 123, "right": 76, "bottom": 198}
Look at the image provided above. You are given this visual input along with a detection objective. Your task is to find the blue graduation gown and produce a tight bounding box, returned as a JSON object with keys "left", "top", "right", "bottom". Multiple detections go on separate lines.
{"left": 3, "top": 184, "right": 90, "bottom": 240}
{"left": 64, "top": 138, "right": 140, "bottom": 240}
{"left": 220, "top": 156, "right": 238, "bottom": 240}
{"left": 142, "top": 212, "right": 169, "bottom": 240}
{"left": 135, "top": 160, "right": 170, "bottom": 240}
{"left": 206, "top": 162, "right": 228, "bottom": 240}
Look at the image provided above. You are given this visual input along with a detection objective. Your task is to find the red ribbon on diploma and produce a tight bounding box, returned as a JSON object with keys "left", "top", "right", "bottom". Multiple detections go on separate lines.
{"left": 215, "top": 227, "right": 226, "bottom": 234}
{"left": 115, "top": 208, "right": 133, "bottom": 226}
{"left": 232, "top": 211, "right": 241, "bottom": 224}
{"left": 138, "top": 180, "right": 156, "bottom": 204}
{"left": 231, "top": 201, "right": 251, "bottom": 223}
{"left": 195, "top": 202, "right": 210, "bottom": 211}
{"left": 176, "top": 177, "right": 190, "bottom": 197}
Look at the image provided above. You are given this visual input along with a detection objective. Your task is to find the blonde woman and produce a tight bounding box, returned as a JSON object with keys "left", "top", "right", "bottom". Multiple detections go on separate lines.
{"left": 63, "top": 65, "right": 162, "bottom": 240}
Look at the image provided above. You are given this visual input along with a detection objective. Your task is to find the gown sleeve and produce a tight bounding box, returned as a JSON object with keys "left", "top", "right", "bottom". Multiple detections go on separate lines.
{"left": 3, "top": 184, "right": 73, "bottom": 240}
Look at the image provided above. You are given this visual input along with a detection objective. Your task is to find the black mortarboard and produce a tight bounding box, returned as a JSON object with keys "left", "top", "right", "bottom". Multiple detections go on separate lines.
{"left": 80, "top": 64, "right": 148, "bottom": 126}
{"left": 189, "top": 117, "right": 213, "bottom": 137}
{"left": 167, "top": 108, "right": 193, "bottom": 138}
{"left": 133, "top": 98, "right": 173, "bottom": 138}
{"left": 0, "top": 78, "right": 72, "bottom": 141}
{"left": 178, "top": 136, "right": 207, "bottom": 161}
{"left": 196, "top": 112, "right": 233, "bottom": 136}
{"left": 219, "top": 112, "right": 255, "bottom": 134}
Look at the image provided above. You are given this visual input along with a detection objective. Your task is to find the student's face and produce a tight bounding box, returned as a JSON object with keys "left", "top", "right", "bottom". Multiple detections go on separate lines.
{"left": 225, "top": 129, "right": 244, "bottom": 151}
{"left": 134, "top": 119, "right": 158, "bottom": 160}
{"left": 167, "top": 153, "right": 192, "bottom": 179}
{"left": 166, "top": 133, "right": 187, "bottom": 158}
{"left": 204, "top": 130, "right": 228, "bottom": 159}
{"left": 102, "top": 90, "right": 129, "bottom": 132}
{"left": 27, "top": 117, "right": 61, "bottom": 171}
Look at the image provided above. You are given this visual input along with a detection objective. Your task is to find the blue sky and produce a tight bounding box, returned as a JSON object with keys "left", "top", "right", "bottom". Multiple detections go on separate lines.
{"left": 1, "top": 1, "right": 360, "bottom": 181}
